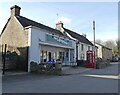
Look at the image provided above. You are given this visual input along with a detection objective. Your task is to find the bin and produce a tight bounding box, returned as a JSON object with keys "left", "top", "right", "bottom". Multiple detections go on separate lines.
{"left": 55, "top": 62, "right": 62, "bottom": 71}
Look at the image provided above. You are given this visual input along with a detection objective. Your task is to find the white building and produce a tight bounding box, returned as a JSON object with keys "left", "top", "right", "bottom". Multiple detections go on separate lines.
{"left": 26, "top": 26, "right": 76, "bottom": 72}
{"left": 55, "top": 22, "right": 95, "bottom": 62}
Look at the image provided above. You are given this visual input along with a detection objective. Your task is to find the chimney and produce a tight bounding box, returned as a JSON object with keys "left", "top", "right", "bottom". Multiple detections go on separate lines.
{"left": 10, "top": 5, "right": 21, "bottom": 16}
{"left": 56, "top": 21, "right": 64, "bottom": 30}
{"left": 82, "top": 33, "right": 86, "bottom": 38}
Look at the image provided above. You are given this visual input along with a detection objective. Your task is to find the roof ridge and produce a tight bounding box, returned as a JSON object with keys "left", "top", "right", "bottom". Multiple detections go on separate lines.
{"left": 95, "top": 42, "right": 112, "bottom": 50}
{"left": 64, "top": 28, "right": 83, "bottom": 36}
{"left": 63, "top": 28, "right": 93, "bottom": 46}
{"left": 16, "top": 15, "right": 54, "bottom": 30}
{"left": 15, "top": 15, "right": 68, "bottom": 37}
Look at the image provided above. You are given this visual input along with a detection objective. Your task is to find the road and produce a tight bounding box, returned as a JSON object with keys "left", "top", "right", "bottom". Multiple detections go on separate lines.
{"left": 2, "top": 62, "right": 119, "bottom": 93}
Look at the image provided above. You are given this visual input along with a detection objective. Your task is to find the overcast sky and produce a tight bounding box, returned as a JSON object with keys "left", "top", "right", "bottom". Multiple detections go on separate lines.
{"left": 0, "top": 2, "right": 118, "bottom": 42}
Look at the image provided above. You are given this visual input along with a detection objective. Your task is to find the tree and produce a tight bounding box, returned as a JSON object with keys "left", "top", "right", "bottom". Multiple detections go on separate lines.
{"left": 95, "top": 39, "right": 103, "bottom": 44}
{"left": 104, "top": 40, "right": 117, "bottom": 56}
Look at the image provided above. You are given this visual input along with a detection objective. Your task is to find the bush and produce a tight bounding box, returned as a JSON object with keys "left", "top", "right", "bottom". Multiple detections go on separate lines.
{"left": 30, "top": 61, "right": 38, "bottom": 72}
{"left": 30, "top": 62, "right": 62, "bottom": 75}
{"left": 77, "top": 60, "right": 86, "bottom": 67}
{"left": 95, "top": 58, "right": 111, "bottom": 69}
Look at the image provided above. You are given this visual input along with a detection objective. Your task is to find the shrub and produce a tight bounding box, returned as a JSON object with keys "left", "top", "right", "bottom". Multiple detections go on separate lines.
{"left": 30, "top": 61, "right": 38, "bottom": 72}
{"left": 95, "top": 58, "right": 111, "bottom": 69}
{"left": 77, "top": 60, "right": 86, "bottom": 67}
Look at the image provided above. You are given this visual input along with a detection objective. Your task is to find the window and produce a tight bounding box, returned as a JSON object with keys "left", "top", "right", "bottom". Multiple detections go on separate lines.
{"left": 88, "top": 46, "right": 90, "bottom": 50}
{"left": 59, "top": 52, "right": 64, "bottom": 62}
{"left": 92, "top": 47, "right": 94, "bottom": 51}
{"left": 81, "top": 44, "right": 84, "bottom": 51}
{"left": 40, "top": 50, "right": 43, "bottom": 62}
{"left": 40, "top": 50, "right": 47, "bottom": 63}
{"left": 43, "top": 51, "right": 47, "bottom": 62}
{"left": 81, "top": 53, "right": 85, "bottom": 60}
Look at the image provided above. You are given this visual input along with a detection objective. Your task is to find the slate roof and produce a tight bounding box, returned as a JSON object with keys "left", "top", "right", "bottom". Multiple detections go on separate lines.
{"left": 64, "top": 28, "right": 94, "bottom": 46}
{"left": 16, "top": 16, "right": 65, "bottom": 36}
{"left": 95, "top": 42, "right": 112, "bottom": 50}
{"left": 0, "top": 18, "right": 10, "bottom": 36}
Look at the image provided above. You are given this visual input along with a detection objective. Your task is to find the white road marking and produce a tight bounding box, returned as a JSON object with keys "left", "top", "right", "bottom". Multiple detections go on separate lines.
{"left": 82, "top": 74, "right": 119, "bottom": 79}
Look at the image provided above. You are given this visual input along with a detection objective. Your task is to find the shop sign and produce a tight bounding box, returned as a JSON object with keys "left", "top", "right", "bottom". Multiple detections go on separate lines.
{"left": 46, "top": 34, "right": 72, "bottom": 46}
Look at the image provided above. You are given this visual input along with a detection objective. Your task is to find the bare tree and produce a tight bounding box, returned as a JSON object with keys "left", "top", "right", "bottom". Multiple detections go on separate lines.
{"left": 104, "top": 40, "right": 117, "bottom": 55}
{"left": 95, "top": 39, "right": 103, "bottom": 44}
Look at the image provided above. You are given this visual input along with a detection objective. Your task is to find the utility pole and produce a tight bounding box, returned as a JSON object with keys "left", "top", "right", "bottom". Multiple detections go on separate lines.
{"left": 3, "top": 44, "right": 7, "bottom": 75}
{"left": 93, "top": 21, "right": 96, "bottom": 68}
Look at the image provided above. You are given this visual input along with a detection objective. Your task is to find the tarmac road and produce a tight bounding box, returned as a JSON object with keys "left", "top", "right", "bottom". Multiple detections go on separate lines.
{"left": 2, "top": 62, "right": 119, "bottom": 93}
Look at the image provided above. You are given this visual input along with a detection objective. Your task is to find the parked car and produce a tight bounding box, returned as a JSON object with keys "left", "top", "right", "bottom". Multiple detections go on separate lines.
{"left": 112, "top": 56, "right": 119, "bottom": 62}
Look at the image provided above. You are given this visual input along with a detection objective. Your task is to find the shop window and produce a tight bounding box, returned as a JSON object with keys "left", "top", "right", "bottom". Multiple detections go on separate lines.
{"left": 59, "top": 52, "right": 64, "bottom": 62}
{"left": 66, "top": 52, "right": 68, "bottom": 58}
{"left": 51, "top": 52, "right": 55, "bottom": 60}
{"left": 40, "top": 51, "right": 47, "bottom": 62}
{"left": 48, "top": 52, "right": 56, "bottom": 61}
{"left": 56, "top": 52, "right": 60, "bottom": 60}
{"left": 40, "top": 50, "right": 43, "bottom": 63}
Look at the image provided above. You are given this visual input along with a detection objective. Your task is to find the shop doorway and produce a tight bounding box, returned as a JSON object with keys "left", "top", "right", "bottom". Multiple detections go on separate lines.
{"left": 48, "top": 52, "right": 51, "bottom": 61}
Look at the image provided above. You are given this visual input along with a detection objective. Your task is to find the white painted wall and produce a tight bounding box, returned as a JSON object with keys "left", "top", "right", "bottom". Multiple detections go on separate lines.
{"left": 95, "top": 43, "right": 112, "bottom": 60}
{"left": 72, "top": 40, "right": 76, "bottom": 65}
{"left": 77, "top": 42, "right": 93, "bottom": 60}
{"left": 95, "top": 44, "right": 102, "bottom": 59}
{"left": 28, "top": 26, "right": 46, "bottom": 61}
{"left": 27, "top": 26, "right": 46, "bottom": 72}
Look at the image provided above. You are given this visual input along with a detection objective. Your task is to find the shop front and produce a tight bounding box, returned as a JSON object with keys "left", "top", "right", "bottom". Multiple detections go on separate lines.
{"left": 28, "top": 26, "right": 76, "bottom": 72}
{"left": 40, "top": 45, "right": 74, "bottom": 66}
{"left": 39, "top": 33, "right": 75, "bottom": 66}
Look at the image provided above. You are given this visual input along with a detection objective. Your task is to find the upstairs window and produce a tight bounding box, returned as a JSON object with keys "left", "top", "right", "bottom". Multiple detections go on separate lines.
{"left": 88, "top": 46, "right": 90, "bottom": 50}
{"left": 81, "top": 44, "right": 84, "bottom": 51}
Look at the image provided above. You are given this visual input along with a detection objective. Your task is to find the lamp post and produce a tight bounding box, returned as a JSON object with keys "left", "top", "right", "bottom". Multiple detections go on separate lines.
{"left": 93, "top": 21, "right": 96, "bottom": 68}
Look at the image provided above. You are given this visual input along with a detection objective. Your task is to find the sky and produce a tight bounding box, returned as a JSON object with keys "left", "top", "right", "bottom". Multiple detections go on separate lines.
{"left": 0, "top": 1, "right": 118, "bottom": 42}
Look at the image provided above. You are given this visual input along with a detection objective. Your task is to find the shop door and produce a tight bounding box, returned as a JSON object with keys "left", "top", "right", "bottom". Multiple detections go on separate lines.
{"left": 48, "top": 52, "right": 51, "bottom": 61}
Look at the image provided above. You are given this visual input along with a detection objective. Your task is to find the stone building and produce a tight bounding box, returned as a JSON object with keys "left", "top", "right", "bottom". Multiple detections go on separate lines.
{"left": 94, "top": 43, "right": 112, "bottom": 60}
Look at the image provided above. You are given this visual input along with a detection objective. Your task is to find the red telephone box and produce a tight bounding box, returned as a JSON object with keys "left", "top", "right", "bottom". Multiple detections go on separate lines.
{"left": 86, "top": 50, "right": 94, "bottom": 68}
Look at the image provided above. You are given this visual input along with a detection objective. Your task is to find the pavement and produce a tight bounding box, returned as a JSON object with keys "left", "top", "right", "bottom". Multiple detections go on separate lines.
{"left": 2, "top": 66, "right": 93, "bottom": 76}
{"left": 61, "top": 66, "right": 93, "bottom": 75}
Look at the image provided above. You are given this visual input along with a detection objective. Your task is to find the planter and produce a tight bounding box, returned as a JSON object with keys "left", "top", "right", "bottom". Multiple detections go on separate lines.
{"left": 55, "top": 62, "right": 62, "bottom": 71}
